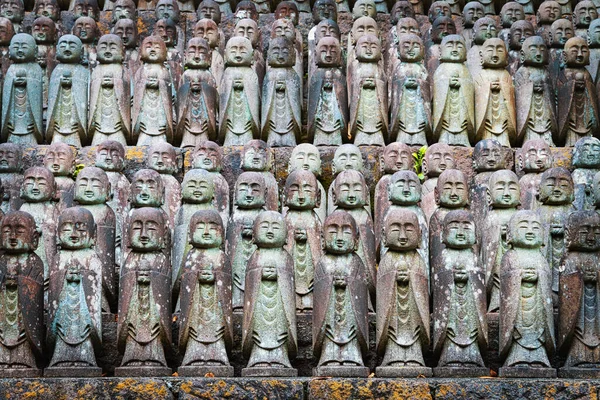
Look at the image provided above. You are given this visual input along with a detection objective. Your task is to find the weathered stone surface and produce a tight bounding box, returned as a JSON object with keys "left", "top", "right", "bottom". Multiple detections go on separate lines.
{"left": 308, "top": 379, "right": 433, "bottom": 399}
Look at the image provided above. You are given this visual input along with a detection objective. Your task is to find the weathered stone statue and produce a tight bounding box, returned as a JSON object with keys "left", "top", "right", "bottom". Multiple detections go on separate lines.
{"left": 517, "top": 139, "right": 553, "bottom": 210}
{"left": 466, "top": 17, "right": 498, "bottom": 78}
{"left": 241, "top": 140, "right": 278, "bottom": 211}
{"left": 461, "top": 2, "right": 485, "bottom": 49}
{"left": 0, "top": 17, "right": 15, "bottom": 76}
{"left": 557, "top": 37, "right": 599, "bottom": 147}
{"left": 433, "top": 210, "right": 488, "bottom": 377}
{"left": 227, "top": 172, "right": 266, "bottom": 310}
{"left": 46, "top": 207, "right": 103, "bottom": 377}
{"left": 191, "top": 141, "right": 230, "bottom": 226}
{"left": 116, "top": 208, "right": 173, "bottom": 377}
{"left": 587, "top": 19, "right": 600, "bottom": 82}
{"left": 31, "top": 17, "right": 56, "bottom": 116}
{"left": 89, "top": 34, "right": 131, "bottom": 146}
{"left": 308, "top": 36, "right": 348, "bottom": 147}
{"left": 347, "top": 16, "right": 379, "bottom": 73}
{"left": 514, "top": 36, "right": 557, "bottom": 147}
{"left": 33, "top": 0, "right": 60, "bottom": 28}
{"left": 376, "top": 209, "right": 431, "bottom": 378}
{"left": 537, "top": 1, "right": 560, "bottom": 45}
{"left": 43, "top": 142, "right": 75, "bottom": 213}
{"left": 481, "top": 170, "right": 520, "bottom": 312}
{"left": 327, "top": 144, "right": 370, "bottom": 216}
{"left": 499, "top": 2, "right": 524, "bottom": 48}
{"left": 286, "top": 144, "right": 326, "bottom": 223}
{"left": 177, "top": 210, "right": 233, "bottom": 377}
{"left": 194, "top": 19, "right": 224, "bottom": 86}
{"left": 474, "top": 38, "right": 517, "bottom": 147}
{"left": 0, "top": 0, "right": 22, "bottom": 33}
{"left": 47, "top": 35, "right": 89, "bottom": 147}
{"left": 433, "top": 34, "right": 475, "bottom": 146}
{"left": 386, "top": 2, "right": 416, "bottom": 70}
{"left": 147, "top": 142, "right": 181, "bottom": 227}
{"left": 234, "top": 18, "right": 265, "bottom": 85}
{"left": 250, "top": 0, "right": 270, "bottom": 13}
{"left": 0, "top": 143, "right": 22, "bottom": 214}
{"left": 269, "top": 19, "right": 303, "bottom": 88}
{"left": 548, "top": 19, "right": 574, "bottom": 83}
{"left": 573, "top": 1, "right": 597, "bottom": 40}
{"left": 242, "top": 211, "right": 297, "bottom": 377}
{"left": 408, "top": 0, "right": 423, "bottom": 15}
{"left": 262, "top": 37, "right": 302, "bottom": 147}
{"left": 0, "top": 211, "right": 43, "bottom": 378}
{"left": 111, "top": 18, "right": 138, "bottom": 75}
{"left": 313, "top": 211, "right": 369, "bottom": 377}
{"left": 572, "top": 137, "right": 600, "bottom": 211}
{"left": 351, "top": 0, "right": 376, "bottom": 18}
{"left": 421, "top": 143, "right": 455, "bottom": 222}
{"left": 156, "top": 0, "right": 184, "bottom": 50}
{"left": 507, "top": 20, "right": 534, "bottom": 75}
{"left": 499, "top": 210, "right": 556, "bottom": 378}
{"left": 425, "top": 16, "right": 457, "bottom": 77}
{"left": 109, "top": 0, "right": 136, "bottom": 17}
{"left": 470, "top": 139, "right": 508, "bottom": 224}
{"left": 423, "top": 1, "right": 452, "bottom": 40}
{"left": 219, "top": 37, "right": 260, "bottom": 146}
{"left": 1, "top": 34, "right": 43, "bottom": 145}
{"left": 153, "top": 18, "right": 183, "bottom": 90}
{"left": 71, "top": 17, "right": 98, "bottom": 68}
{"left": 71, "top": 0, "right": 99, "bottom": 17}
{"left": 234, "top": 0, "right": 258, "bottom": 19}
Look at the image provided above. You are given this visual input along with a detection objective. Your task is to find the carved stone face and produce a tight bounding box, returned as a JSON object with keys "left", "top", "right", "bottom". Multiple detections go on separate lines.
{"left": 271, "top": 19, "right": 295, "bottom": 41}
{"left": 224, "top": 36, "right": 253, "bottom": 66}
{"left": 32, "top": 17, "right": 56, "bottom": 44}
{"left": 384, "top": 209, "right": 420, "bottom": 251}
{"left": 185, "top": 37, "right": 211, "bottom": 68}
{"left": 131, "top": 169, "right": 164, "bottom": 207}
{"left": 192, "top": 141, "right": 222, "bottom": 171}
{"left": 75, "top": 167, "right": 110, "bottom": 205}
{"left": 589, "top": 20, "right": 600, "bottom": 47}
{"left": 489, "top": 170, "right": 520, "bottom": 207}
{"left": 333, "top": 170, "right": 367, "bottom": 208}
{"left": 96, "top": 34, "right": 124, "bottom": 64}
{"left": 56, "top": 35, "right": 82, "bottom": 64}
{"left": 0, "top": 0, "right": 23, "bottom": 22}
{"left": 388, "top": 171, "right": 421, "bottom": 205}
{"left": 316, "top": 36, "right": 341, "bottom": 67}
{"left": 436, "top": 169, "right": 468, "bottom": 207}
{"left": 147, "top": 142, "right": 177, "bottom": 175}
{"left": 182, "top": 170, "right": 214, "bottom": 204}
{"left": 285, "top": 170, "right": 318, "bottom": 210}
{"left": 313, "top": 0, "right": 337, "bottom": 23}
{"left": 537, "top": 1, "right": 560, "bottom": 23}
{"left": 333, "top": 144, "right": 363, "bottom": 174}
{"left": 463, "top": 2, "right": 484, "bottom": 27}
{"left": 352, "top": 0, "right": 376, "bottom": 19}
{"left": 519, "top": 37, "right": 547, "bottom": 68}
{"left": 323, "top": 211, "right": 358, "bottom": 254}
{"left": 44, "top": 143, "right": 74, "bottom": 177}
{"left": 235, "top": 1, "right": 258, "bottom": 22}
{"left": 391, "top": 1, "right": 415, "bottom": 23}
{"left": 539, "top": 167, "right": 573, "bottom": 205}
{"left": 382, "top": 143, "right": 412, "bottom": 173}
{"left": 129, "top": 208, "right": 165, "bottom": 251}
{"left": 95, "top": 140, "right": 125, "bottom": 171}
{"left": 397, "top": 17, "right": 420, "bottom": 35}
{"left": 509, "top": 210, "right": 543, "bottom": 249}
{"left": 501, "top": 2, "right": 524, "bottom": 27}
{"left": 113, "top": 0, "right": 135, "bottom": 21}
{"left": 564, "top": 37, "right": 590, "bottom": 67}
{"left": 267, "top": 37, "right": 295, "bottom": 67}
{"left": 351, "top": 16, "right": 378, "bottom": 44}
{"left": 443, "top": 210, "right": 476, "bottom": 248}
{"left": 480, "top": 38, "right": 508, "bottom": 68}
{"left": 424, "top": 143, "right": 454, "bottom": 176}
{"left": 473, "top": 139, "right": 504, "bottom": 171}
{"left": 473, "top": 17, "right": 498, "bottom": 44}
{"left": 574, "top": 1, "right": 597, "bottom": 27}
{"left": 550, "top": 19, "right": 573, "bottom": 47}
{"left": 0, "top": 17, "right": 14, "bottom": 46}
{"left": 34, "top": 0, "right": 58, "bottom": 20}
{"left": 141, "top": 35, "right": 167, "bottom": 62}
{"left": 509, "top": 20, "right": 534, "bottom": 50}
{"left": 573, "top": 137, "right": 600, "bottom": 168}
{"left": 428, "top": 0, "right": 451, "bottom": 21}
{"left": 194, "top": 19, "right": 219, "bottom": 48}
{"left": 72, "top": 17, "right": 97, "bottom": 44}
{"left": 9, "top": 33, "right": 37, "bottom": 62}
{"left": 315, "top": 19, "right": 341, "bottom": 43}
{"left": 289, "top": 143, "right": 322, "bottom": 175}
{"left": 154, "top": 19, "right": 177, "bottom": 47}
{"left": 73, "top": 0, "right": 99, "bottom": 19}
{"left": 398, "top": 34, "right": 424, "bottom": 61}
{"left": 275, "top": 1, "right": 298, "bottom": 26}
{"left": 112, "top": 18, "right": 137, "bottom": 49}
{"left": 242, "top": 140, "right": 271, "bottom": 171}
{"left": 235, "top": 172, "right": 266, "bottom": 208}
{"left": 440, "top": 34, "right": 466, "bottom": 62}
{"left": 253, "top": 211, "right": 286, "bottom": 248}
{"left": 0, "top": 143, "right": 21, "bottom": 172}
{"left": 21, "top": 167, "right": 55, "bottom": 202}
{"left": 58, "top": 208, "right": 95, "bottom": 250}
{"left": 1, "top": 211, "right": 38, "bottom": 253}
{"left": 520, "top": 139, "right": 551, "bottom": 172}
{"left": 198, "top": 0, "right": 221, "bottom": 23}
{"left": 156, "top": 0, "right": 179, "bottom": 22}
{"left": 565, "top": 211, "right": 600, "bottom": 251}
{"left": 431, "top": 16, "right": 456, "bottom": 44}
{"left": 356, "top": 34, "right": 381, "bottom": 62}
{"left": 234, "top": 18, "right": 259, "bottom": 48}
{"left": 189, "top": 209, "right": 223, "bottom": 248}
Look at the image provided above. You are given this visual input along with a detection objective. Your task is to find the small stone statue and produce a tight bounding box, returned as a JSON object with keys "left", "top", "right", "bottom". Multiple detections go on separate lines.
{"left": 376, "top": 209, "right": 431, "bottom": 377}
{"left": 390, "top": 34, "right": 431, "bottom": 146}
{"left": 89, "top": 34, "right": 132, "bottom": 146}
{"left": 0, "top": 17, "right": 15, "bottom": 76}
{"left": 71, "top": 0, "right": 99, "bottom": 18}
{"left": 470, "top": 138, "right": 507, "bottom": 224}
{"left": 421, "top": 143, "right": 455, "bottom": 221}
{"left": 219, "top": 37, "right": 260, "bottom": 146}
{"left": 507, "top": 20, "right": 534, "bottom": 75}
{"left": 587, "top": 20, "right": 600, "bottom": 82}
{"left": 0, "top": 211, "right": 43, "bottom": 378}
{"left": 573, "top": 1, "right": 597, "bottom": 40}
{"left": 191, "top": 141, "right": 230, "bottom": 226}
{"left": 1, "top": 34, "right": 43, "bottom": 145}
{"left": 548, "top": 19, "right": 574, "bottom": 83}
{"left": 115, "top": 208, "right": 173, "bottom": 377}
{"left": 474, "top": 38, "right": 517, "bottom": 147}
{"left": 499, "top": 210, "right": 556, "bottom": 378}
{"left": 425, "top": 16, "right": 457, "bottom": 76}
{"left": 461, "top": 2, "right": 485, "bottom": 49}
{"left": 111, "top": 18, "right": 138, "bottom": 75}
{"left": 481, "top": 169, "right": 520, "bottom": 312}
{"left": 423, "top": 1, "right": 452, "bottom": 40}
{"left": 227, "top": 172, "right": 266, "bottom": 310}
{"left": 433, "top": 210, "right": 488, "bottom": 377}
{"left": 572, "top": 137, "right": 600, "bottom": 211}
{"left": 251, "top": 0, "right": 270, "bottom": 13}
{"left": 241, "top": 140, "right": 278, "bottom": 211}
{"left": 347, "top": 16, "right": 379, "bottom": 73}
{"left": 262, "top": 37, "right": 302, "bottom": 147}
{"left": 71, "top": 17, "right": 98, "bottom": 68}
{"left": 269, "top": 19, "right": 303, "bottom": 89}
{"left": 313, "top": 211, "right": 369, "bottom": 377}
{"left": 156, "top": 0, "right": 184, "bottom": 50}
{"left": 286, "top": 144, "right": 326, "bottom": 222}
{"left": 0, "top": 0, "right": 22, "bottom": 33}
{"left": 194, "top": 19, "right": 224, "bottom": 86}
{"left": 234, "top": 18, "right": 265, "bottom": 85}
{"left": 557, "top": 37, "right": 599, "bottom": 147}
{"left": 110, "top": 0, "right": 136, "bottom": 17}
{"left": 386, "top": 2, "right": 415, "bottom": 70}
{"left": 46, "top": 207, "right": 103, "bottom": 377}
{"left": 43, "top": 142, "right": 75, "bottom": 213}
{"left": 517, "top": 139, "right": 552, "bottom": 210}
{"left": 408, "top": 0, "right": 423, "bottom": 15}
{"left": 153, "top": 18, "right": 183, "bottom": 90}
{"left": 0, "top": 143, "right": 22, "bottom": 213}
{"left": 499, "top": 2, "right": 524, "bottom": 47}
{"left": 177, "top": 210, "right": 233, "bottom": 377}
{"left": 537, "top": 1, "right": 560, "bottom": 45}
{"left": 31, "top": 17, "right": 57, "bottom": 116}
{"left": 234, "top": 0, "right": 259, "bottom": 19}
{"left": 147, "top": 142, "right": 181, "bottom": 227}
{"left": 327, "top": 144, "right": 370, "bottom": 216}
{"left": 558, "top": 211, "right": 600, "bottom": 378}
{"left": 241, "top": 211, "right": 297, "bottom": 377}
{"left": 466, "top": 17, "right": 498, "bottom": 78}
{"left": 432, "top": 34, "right": 475, "bottom": 147}
{"left": 309, "top": 0, "right": 337, "bottom": 56}
{"left": 351, "top": 0, "right": 376, "bottom": 18}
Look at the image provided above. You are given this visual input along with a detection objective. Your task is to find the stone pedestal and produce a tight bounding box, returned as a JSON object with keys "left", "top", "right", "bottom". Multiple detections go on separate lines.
{"left": 177, "top": 365, "right": 235, "bottom": 377}
{"left": 499, "top": 367, "right": 557, "bottom": 378}
{"left": 558, "top": 367, "right": 600, "bottom": 379}
{"left": 376, "top": 366, "right": 432, "bottom": 378}
{"left": 114, "top": 366, "right": 173, "bottom": 377}
{"left": 0, "top": 368, "right": 42, "bottom": 378}
{"left": 241, "top": 367, "right": 298, "bottom": 377}
{"left": 434, "top": 366, "right": 489, "bottom": 377}
{"left": 44, "top": 366, "right": 103, "bottom": 377}
{"left": 314, "top": 366, "right": 370, "bottom": 377}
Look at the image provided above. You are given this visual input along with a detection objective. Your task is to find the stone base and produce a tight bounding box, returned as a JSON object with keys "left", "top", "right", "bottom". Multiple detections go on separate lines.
{"left": 434, "top": 366, "right": 489, "bottom": 378}
{"left": 499, "top": 366, "right": 557, "bottom": 378}
{"left": 314, "top": 366, "right": 370, "bottom": 377}
{"left": 44, "top": 366, "right": 103, "bottom": 377}
{"left": 242, "top": 367, "right": 298, "bottom": 377}
{"left": 177, "top": 365, "right": 235, "bottom": 377}
{"left": 114, "top": 365, "right": 172, "bottom": 377}
{"left": 558, "top": 367, "right": 600, "bottom": 379}
{"left": 376, "top": 366, "right": 432, "bottom": 378}
{"left": 0, "top": 368, "right": 42, "bottom": 378}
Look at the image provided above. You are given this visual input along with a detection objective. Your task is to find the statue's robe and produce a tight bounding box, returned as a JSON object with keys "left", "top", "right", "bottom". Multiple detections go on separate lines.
{"left": 176, "top": 78, "right": 218, "bottom": 148}
{"left": 573, "top": 168, "right": 600, "bottom": 211}
{"left": 210, "top": 49, "right": 224, "bottom": 88}
{"left": 307, "top": 67, "right": 348, "bottom": 146}
{"left": 261, "top": 67, "right": 302, "bottom": 147}
{"left": 586, "top": 47, "right": 600, "bottom": 82}
{"left": 519, "top": 172, "right": 543, "bottom": 210}
{"left": 349, "top": 61, "right": 388, "bottom": 146}
{"left": 53, "top": 176, "right": 75, "bottom": 213}
{"left": 104, "top": 170, "right": 130, "bottom": 267}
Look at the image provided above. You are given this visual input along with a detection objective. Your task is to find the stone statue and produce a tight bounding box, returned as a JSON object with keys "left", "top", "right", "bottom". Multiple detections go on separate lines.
{"left": 433, "top": 210, "right": 488, "bottom": 377}
{"left": 587, "top": 19, "right": 600, "bottom": 82}
{"left": 283, "top": 171, "right": 323, "bottom": 312}
{"left": 262, "top": 37, "right": 302, "bottom": 147}
{"left": 548, "top": 19, "right": 574, "bottom": 83}
{"left": 227, "top": 172, "right": 266, "bottom": 310}
{"left": 558, "top": 211, "right": 600, "bottom": 378}
{"left": 234, "top": 18, "right": 265, "bottom": 85}
{"left": 311, "top": 20, "right": 343, "bottom": 82}
{"left": 147, "top": 142, "right": 181, "bottom": 227}
{"left": 0, "top": 17, "right": 15, "bottom": 77}
{"left": 177, "top": 210, "right": 234, "bottom": 377}
{"left": 421, "top": 143, "right": 455, "bottom": 222}
{"left": 466, "top": 17, "right": 498, "bottom": 78}
{"left": 43, "top": 142, "right": 75, "bottom": 213}
{"left": 0, "top": 0, "right": 22, "bottom": 33}
{"left": 0, "top": 211, "right": 43, "bottom": 378}
{"left": 517, "top": 139, "right": 552, "bottom": 210}
{"left": 89, "top": 34, "right": 132, "bottom": 146}
{"left": 474, "top": 38, "right": 517, "bottom": 147}
{"left": 153, "top": 19, "right": 183, "bottom": 90}
{"left": 116, "top": 208, "right": 173, "bottom": 377}
{"left": 351, "top": 0, "right": 376, "bottom": 18}
{"left": 109, "top": 0, "right": 136, "bottom": 17}
{"left": 47, "top": 35, "right": 89, "bottom": 147}
{"left": 537, "top": 1, "right": 560, "bottom": 45}
{"left": 481, "top": 169, "right": 520, "bottom": 312}
{"left": 71, "top": 17, "right": 98, "bottom": 68}
{"left": 219, "top": 37, "right": 260, "bottom": 146}
{"left": 156, "top": 0, "right": 184, "bottom": 50}
{"left": 461, "top": 2, "right": 485, "bottom": 49}
{"left": 234, "top": 0, "right": 259, "bottom": 20}
{"left": 269, "top": 19, "right": 303, "bottom": 87}
{"left": 499, "top": 210, "right": 556, "bottom": 378}
{"left": 327, "top": 144, "right": 370, "bottom": 216}
{"left": 506, "top": 20, "right": 534, "bottom": 75}
{"left": 423, "top": 1, "right": 452, "bottom": 40}
{"left": 313, "top": 211, "right": 369, "bottom": 377}
{"left": 470, "top": 139, "right": 508, "bottom": 224}
{"left": 1, "top": 34, "right": 43, "bottom": 145}
{"left": 71, "top": 0, "right": 99, "bottom": 18}
{"left": 408, "top": 0, "right": 423, "bottom": 15}
{"left": 250, "top": 0, "right": 270, "bottom": 13}
{"left": 572, "top": 137, "right": 600, "bottom": 211}
{"left": 376, "top": 209, "right": 431, "bottom": 377}
{"left": 286, "top": 144, "right": 326, "bottom": 222}
{"left": 194, "top": 19, "right": 224, "bottom": 86}
{"left": 0, "top": 143, "right": 22, "bottom": 213}
{"left": 111, "top": 19, "right": 138, "bottom": 75}
{"left": 557, "top": 37, "right": 599, "bottom": 147}
{"left": 499, "top": 2, "right": 524, "bottom": 47}
{"left": 347, "top": 16, "right": 379, "bottom": 72}
{"left": 433, "top": 34, "right": 475, "bottom": 146}
{"left": 31, "top": 17, "right": 56, "bottom": 117}
{"left": 573, "top": 1, "right": 597, "bottom": 40}
{"left": 514, "top": 36, "right": 557, "bottom": 147}
{"left": 386, "top": 2, "right": 416, "bottom": 70}
{"left": 241, "top": 140, "right": 278, "bottom": 211}
{"left": 425, "top": 16, "right": 457, "bottom": 77}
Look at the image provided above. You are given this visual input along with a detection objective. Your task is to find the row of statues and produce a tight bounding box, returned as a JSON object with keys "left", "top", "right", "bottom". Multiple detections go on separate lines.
{"left": 0, "top": 136, "right": 599, "bottom": 378}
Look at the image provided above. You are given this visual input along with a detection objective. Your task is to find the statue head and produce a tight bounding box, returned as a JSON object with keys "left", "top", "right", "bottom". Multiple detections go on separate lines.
{"left": 182, "top": 169, "right": 215, "bottom": 204}
{"left": 95, "top": 140, "right": 125, "bottom": 171}
{"left": 131, "top": 169, "right": 164, "bottom": 207}
{"left": 234, "top": 0, "right": 258, "bottom": 21}
{"left": 564, "top": 36, "right": 590, "bottom": 67}
{"left": 112, "top": 0, "right": 136, "bottom": 22}
{"left": 242, "top": 140, "right": 271, "bottom": 171}
{"left": 1, "top": 211, "right": 39, "bottom": 253}
{"left": 463, "top": 2, "right": 484, "bottom": 28}
{"left": 351, "top": 16, "right": 378, "bottom": 44}
{"left": 434, "top": 169, "right": 469, "bottom": 207}
{"left": 550, "top": 18, "right": 574, "bottom": 48}
{"left": 500, "top": 1, "right": 524, "bottom": 28}
{"left": 284, "top": 170, "right": 320, "bottom": 210}
{"left": 72, "top": 16, "right": 98, "bottom": 44}
{"left": 0, "top": 143, "right": 21, "bottom": 172}
{"left": 431, "top": 16, "right": 456, "bottom": 44}
{"left": 588, "top": 19, "right": 600, "bottom": 48}
{"left": 9, "top": 33, "right": 36, "bottom": 62}
{"left": 473, "top": 139, "right": 505, "bottom": 171}
{"left": 473, "top": 16, "right": 498, "bottom": 45}
{"left": 352, "top": 0, "right": 376, "bottom": 19}
{"left": 253, "top": 211, "right": 287, "bottom": 248}
{"left": 428, "top": 0, "right": 451, "bottom": 22}
{"left": 275, "top": 1, "right": 298, "bottom": 25}
{"left": 194, "top": 18, "right": 219, "bottom": 48}
{"left": 480, "top": 38, "right": 508, "bottom": 68}
{"left": 332, "top": 169, "right": 368, "bottom": 209}
{"left": 111, "top": 19, "right": 137, "bottom": 50}
{"left": 34, "top": 0, "right": 58, "bottom": 20}
{"left": 289, "top": 143, "right": 322, "bottom": 176}
{"left": 323, "top": 210, "right": 359, "bottom": 254}
{"left": 381, "top": 142, "right": 413, "bottom": 174}
{"left": 129, "top": 207, "right": 166, "bottom": 251}
{"left": 189, "top": 209, "right": 223, "bottom": 249}
{"left": 507, "top": 210, "right": 543, "bottom": 249}
{"left": 140, "top": 35, "right": 167, "bottom": 63}
{"left": 442, "top": 209, "right": 476, "bottom": 249}
{"left": 235, "top": 171, "right": 266, "bottom": 209}
{"left": 153, "top": 18, "right": 178, "bottom": 48}
{"left": 224, "top": 36, "right": 253, "bottom": 66}
{"left": 537, "top": 0, "right": 560, "bottom": 24}
{"left": 267, "top": 37, "right": 295, "bottom": 67}
{"left": 72, "top": 0, "right": 99, "bottom": 20}
{"left": 96, "top": 34, "right": 124, "bottom": 64}
{"left": 32, "top": 16, "right": 56, "bottom": 44}
{"left": 270, "top": 18, "right": 296, "bottom": 41}
{"left": 538, "top": 167, "right": 574, "bottom": 205}
{"left": 573, "top": 136, "right": 600, "bottom": 168}
{"left": 197, "top": 0, "right": 220, "bottom": 23}
{"left": 388, "top": 170, "right": 422, "bottom": 205}
{"left": 0, "top": 0, "right": 22, "bottom": 23}
{"left": 398, "top": 33, "right": 424, "bottom": 62}
{"left": 20, "top": 167, "right": 56, "bottom": 202}
{"left": 574, "top": 0, "right": 597, "bottom": 28}
{"left": 0, "top": 17, "right": 14, "bottom": 46}
{"left": 396, "top": 17, "right": 420, "bottom": 35}
{"left": 520, "top": 35, "right": 548, "bottom": 66}
{"left": 316, "top": 36, "right": 341, "bottom": 67}
{"left": 56, "top": 34, "right": 83, "bottom": 64}
{"left": 44, "top": 143, "right": 75, "bottom": 177}
{"left": 313, "top": 0, "right": 337, "bottom": 23}
{"left": 234, "top": 18, "right": 260, "bottom": 48}
{"left": 185, "top": 37, "right": 211, "bottom": 69}
{"left": 487, "top": 169, "right": 520, "bottom": 208}
{"left": 315, "top": 19, "right": 341, "bottom": 43}
{"left": 423, "top": 143, "right": 454, "bottom": 177}
{"left": 156, "top": 0, "right": 179, "bottom": 22}
{"left": 508, "top": 19, "right": 534, "bottom": 50}
{"left": 440, "top": 34, "right": 467, "bottom": 62}
{"left": 391, "top": 1, "right": 415, "bottom": 24}
{"left": 384, "top": 209, "right": 421, "bottom": 251}
{"left": 147, "top": 142, "right": 178, "bottom": 175}
{"left": 565, "top": 211, "right": 600, "bottom": 252}
{"left": 58, "top": 207, "right": 95, "bottom": 250}
{"left": 356, "top": 34, "right": 382, "bottom": 62}
{"left": 333, "top": 144, "right": 363, "bottom": 175}
{"left": 192, "top": 141, "right": 222, "bottom": 172}
{"left": 74, "top": 166, "right": 110, "bottom": 205}
{"left": 518, "top": 139, "right": 552, "bottom": 172}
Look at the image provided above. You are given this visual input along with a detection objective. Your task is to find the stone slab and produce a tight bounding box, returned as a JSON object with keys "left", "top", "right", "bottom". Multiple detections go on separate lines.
{"left": 499, "top": 366, "right": 557, "bottom": 378}
{"left": 241, "top": 367, "right": 298, "bottom": 377}
{"left": 179, "top": 378, "right": 306, "bottom": 399}
{"left": 434, "top": 366, "right": 490, "bottom": 378}
{"left": 313, "top": 366, "right": 370, "bottom": 377}
{"left": 0, "top": 368, "right": 42, "bottom": 378}
{"left": 177, "top": 365, "right": 235, "bottom": 377}
{"left": 114, "top": 366, "right": 173, "bottom": 377}
{"left": 558, "top": 367, "right": 600, "bottom": 379}
{"left": 376, "top": 366, "right": 433, "bottom": 378}
{"left": 44, "top": 366, "right": 103, "bottom": 377}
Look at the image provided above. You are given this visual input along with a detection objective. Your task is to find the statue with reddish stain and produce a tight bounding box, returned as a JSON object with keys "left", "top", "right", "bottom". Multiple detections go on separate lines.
{"left": 146, "top": 142, "right": 181, "bottom": 228}
{"left": 241, "top": 140, "right": 279, "bottom": 211}
{"left": 191, "top": 141, "right": 229, "bottom": 226}
{"left": 71, "top": 17, "right": 98, "bottom": 68}
{"left": 421, "top": 143, "right": 455, "bottom": 222}
{"left": 287, "top": 144, "right": 326, "bottom": 223}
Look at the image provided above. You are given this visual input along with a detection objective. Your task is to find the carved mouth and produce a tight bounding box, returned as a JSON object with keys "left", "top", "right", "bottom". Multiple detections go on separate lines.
{"left": 266, "top": 232, "right": 274, "bottom": 240}
{"left": 525, "top": 233, "right": 535, "bottom": 241}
